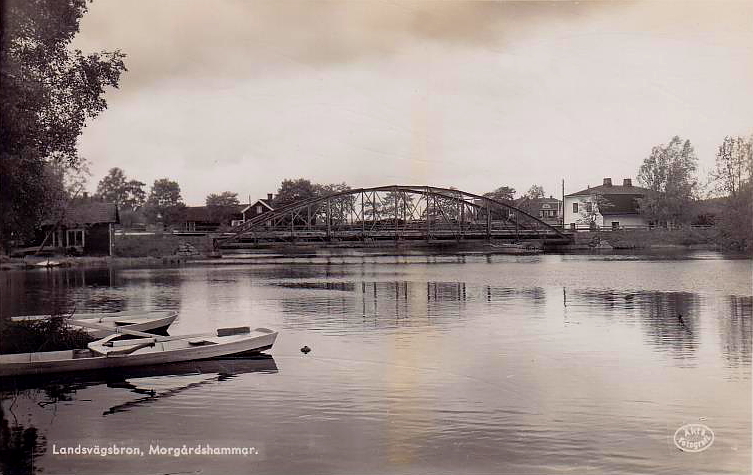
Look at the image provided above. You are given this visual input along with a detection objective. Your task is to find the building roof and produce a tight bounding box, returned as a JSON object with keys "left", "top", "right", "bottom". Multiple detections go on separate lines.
{"left": 516, "top": 196, "right": 561, "bottom": 207}
{"left": 43, "top": 201, "right": 119, "bottom": 226}
{"left": 566, "top": 183, "right": 652, "bottom": 197}
{"left": 241, "top": 199, "right": 274, "bottom": 214}
{"left": 597, "top": 194, "right": 645, "bottom": 214}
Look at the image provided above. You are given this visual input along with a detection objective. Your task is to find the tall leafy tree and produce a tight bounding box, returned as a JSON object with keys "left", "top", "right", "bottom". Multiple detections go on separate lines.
{"left": 525, "top": 185, "right": 546, "bottom": 199}
{"left": 273, "top": 178, "right": 320, "bottom": 208}
{"left": 206, "top": 191, "right": 240, "bottom": 224}
{"left": 637, "top": 136, "right": 699, "bottom": 225}
{"left": 0, "top": 0, "right": 126, "bottom": 250}
{"left": 94, "top": 167, "right": 145, "bottom": 211}
{"left": 710, "top": 135, "right": 753, "bottom": 199}
{"left": 144, "top": 179, "right": 185, "bottom": 225}
{"left": 709, "top": 135, "right": 753, "bottom": 251}
{"left": 483, "top": 186, "right": 516, "bottom": 203}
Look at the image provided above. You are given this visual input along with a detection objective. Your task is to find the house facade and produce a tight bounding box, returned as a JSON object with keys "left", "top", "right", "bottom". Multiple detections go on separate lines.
{"left": 241, "top": 193, "right": 274, "bottom": 223}
{"left": 41, "top": 200, "right": 119, "bottom": 255}
{"left": 564, "top": 178, "right": 652, "bottom": 229}
{"left": 515, "top": 196, "right": 563, "bottom": 227}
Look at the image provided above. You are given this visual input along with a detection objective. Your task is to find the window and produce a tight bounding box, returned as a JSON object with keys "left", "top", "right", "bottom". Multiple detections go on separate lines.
{"left": 66, "top": 229, "right": 84, "bottom": 247}
{"left": 572, "top": 203, "right": 578, "bottom": 213}
{"left": 539, "top": 211, "right": 545, "bottom": 218}
{"left": 256, "top": 205, "right": 263, "bottom": 214}
{"left": 585, "top": 202, "right": 593, "bottom": 213}
{"left": 570, "top": 223, "right": 576, "bottom": 230}
{"left": 612, "top": 221, "right": 620, "bottom": 230}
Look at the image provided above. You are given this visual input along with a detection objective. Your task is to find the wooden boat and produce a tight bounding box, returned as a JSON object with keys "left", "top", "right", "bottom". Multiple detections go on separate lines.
{"left": 0, "top": 326, "right": 277, "bottom": 377}
{"left": 11, "top": 311, "right": 178, "bottom": 339}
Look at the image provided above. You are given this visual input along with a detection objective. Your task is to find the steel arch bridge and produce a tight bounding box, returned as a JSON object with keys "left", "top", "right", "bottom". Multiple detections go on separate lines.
{"left": 216, "top": 185, "right": 569, "bottom": 249}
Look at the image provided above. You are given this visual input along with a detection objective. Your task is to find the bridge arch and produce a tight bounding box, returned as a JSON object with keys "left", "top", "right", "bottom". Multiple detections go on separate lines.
{"left": 217, "top": 185, "right": 569, "bottom": 248}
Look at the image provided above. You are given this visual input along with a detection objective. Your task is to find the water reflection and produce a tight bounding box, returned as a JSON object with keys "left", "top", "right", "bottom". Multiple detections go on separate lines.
{"left": 0, "top": 357, "right": 277, "bottom": 474}
{"left": 569, "top": 289, "right": 701, "bottom": 359}
{"left": 0, "top": 255, "right": 750, "bottom": 475}
{"left": 721, "top": 296, "right": 752, "bottom": 367}
{"left": 0, "top": 405, "right": 46, "bottom": 475}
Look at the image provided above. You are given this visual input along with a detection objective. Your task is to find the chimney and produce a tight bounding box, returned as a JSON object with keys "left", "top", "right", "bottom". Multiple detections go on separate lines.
{"left": 82, "top": 191, "right": 88, "bottom": 200}
{"left": 623, "top": 178, "right": 632, "bottom": 187}
{"left": 267, "top": 193, "right": 273, "bottom": 201}
{"left": 603, "top": 177, "right": 612, "bottom": 187}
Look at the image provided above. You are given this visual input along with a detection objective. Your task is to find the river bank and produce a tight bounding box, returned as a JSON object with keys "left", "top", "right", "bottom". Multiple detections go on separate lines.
{"left": 2, "top": 226, "right": 748, "bottom": 271}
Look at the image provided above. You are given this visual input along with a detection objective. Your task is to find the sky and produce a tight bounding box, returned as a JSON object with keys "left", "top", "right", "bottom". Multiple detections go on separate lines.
{"left": 74, "top": 0, "right": 753, "bottom": 206}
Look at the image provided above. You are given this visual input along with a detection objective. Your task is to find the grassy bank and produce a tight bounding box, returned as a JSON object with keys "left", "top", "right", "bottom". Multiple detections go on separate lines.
{"left": 565, "top": 227, "right": 720, "bottom": 250}
{"left": 114, "top": 233, "right": 212, "bottom": 257}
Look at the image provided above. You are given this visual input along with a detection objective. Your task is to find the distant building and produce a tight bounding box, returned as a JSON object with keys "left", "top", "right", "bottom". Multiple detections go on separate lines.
{"left": 564, "top": 178, "right": 652, "bottom": 229}
{"left": 241, "top": 193, "right": 274, "bottom": 222}
{"left": 40, "top": 200, "right": 119, "bottom": 255}
{"left": 515, "top": 196, "right": 562, "bottom": 227}
{"left": 180, "top": 205, "right": 245, "bottom": 233}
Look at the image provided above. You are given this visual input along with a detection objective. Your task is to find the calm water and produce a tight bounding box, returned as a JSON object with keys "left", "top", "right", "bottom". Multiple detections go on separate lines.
{"left": 1, "top": 252, "right": 751, "bottom": 475}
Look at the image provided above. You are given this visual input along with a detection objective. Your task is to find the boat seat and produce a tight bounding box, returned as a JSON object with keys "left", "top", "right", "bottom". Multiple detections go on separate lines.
{"left": 217, "top": 326, "right": 250, "bottom": 337}
{"left": 188, "top": 339, "right": 217, "bottom": 346}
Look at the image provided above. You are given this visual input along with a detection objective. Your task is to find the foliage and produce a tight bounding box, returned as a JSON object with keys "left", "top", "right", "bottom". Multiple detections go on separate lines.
{"left": 635, "top": 137, "right": 698, "bottom": 225}
{"left": 525, "top": 185, "right": 545, "bottom": 199}
{"left": 0, "top": 0, "right": 126, "bottom": 250}
{"left": 316, "top": 183, "right": 353, "bottom": 223}
{"left": 272, "top": 179, "right": 354, "bottom": 223}
{"left": 0, "top": 316, "right": 93, "bottom": 355}
{"left": 709, "top": 135, "right": 753, "bottom": 199}
{"left": 273, "top": 179, "right": 320, "bottom": 208}
{"left": 366, "top": 190, "right": 415, "bottom": 220}
{"left": 144, "top": 178, "right": 185, "bottom": 225}
{"left": 427, "top": 188, "right": 463, "bottom": 221}
{"left": 94, "top": 168, "right": 146, "bottom": 211}
{"left": 709, "top": 135, "right": 753, "bottom": 252}
{"left": 636, "top": 136, "right": 699, "bottom": 225}
{"left": 206, "top": 191, "right": 240, "bottom": 224}
{"left": 575, "top": 193, "right": 613, "bottom": 228}
{"left": 483, "top": 186, "right": 516, "bottom": 203}
{"left": 206, "top": 191, "right": 240, "bottom": 208}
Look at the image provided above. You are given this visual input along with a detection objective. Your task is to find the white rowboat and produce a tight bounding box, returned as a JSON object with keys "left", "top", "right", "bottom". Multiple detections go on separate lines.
{"left": 11, "top": 311, "right": 178, "bottom": 339}
{"left": 0, "top": 326, "right": 277, "bottom": 377}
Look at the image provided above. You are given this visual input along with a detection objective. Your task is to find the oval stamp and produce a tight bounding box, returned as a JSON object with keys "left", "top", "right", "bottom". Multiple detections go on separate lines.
{"left": 674, "top": 423, "right": 714, "bottom": 453}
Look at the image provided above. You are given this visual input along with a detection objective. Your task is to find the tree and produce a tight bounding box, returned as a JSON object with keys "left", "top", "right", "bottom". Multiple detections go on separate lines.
{"left": 637, "top": 136, "right": 699, "bottom": 225}
{"left": 144, "top": 179, "right": 185, "bottom": 225}
{"left": 709, "top": 135, "right": 753, "bottom": 251}
{"left": 273, "top": 179, "right": 320, "bottom": 208}
{"left": 710, "top": 135, "right": 753, "bottom": 199}
{"left": 525, "top": 185, "right": 546, "bottom": 200}
{"left": 575, "top": 193, "right": 613, "bottom": 229}
{"left": 315, "top": 183, "right": 353, "bottom": 224}
{"left": 0, "top": 0, "right": 126, "bottom": 250}
{"left": 94, "top": 168, "right": 145, "bottom": 211}
{"left": 483, "top": 186, "right": 516, "bottom": 203}
{"left": 206, "top": 191, "right": 240, "bottom": 225}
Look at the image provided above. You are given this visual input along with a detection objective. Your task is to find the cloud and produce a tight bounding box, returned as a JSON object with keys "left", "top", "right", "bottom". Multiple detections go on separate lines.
{"left": 74, "top": 1, "right": 753, "bottom": 204}
{"left": 75, "top": 0, "right": 633, "bottom": 90}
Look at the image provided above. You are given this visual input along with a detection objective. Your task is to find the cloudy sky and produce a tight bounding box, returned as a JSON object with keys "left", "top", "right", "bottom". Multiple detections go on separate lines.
{"left": 75, "top": 0, "right": 753, "bottom": 205}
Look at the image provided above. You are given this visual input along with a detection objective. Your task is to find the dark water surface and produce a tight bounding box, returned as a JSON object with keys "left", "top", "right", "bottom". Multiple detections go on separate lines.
{"left": 1, "top": 252, "right": 751, "bottom": 474}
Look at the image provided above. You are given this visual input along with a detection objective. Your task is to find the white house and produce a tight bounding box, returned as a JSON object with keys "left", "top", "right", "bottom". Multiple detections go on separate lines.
{"left": 564, "top": 178, "right": 653, "bottom": 229}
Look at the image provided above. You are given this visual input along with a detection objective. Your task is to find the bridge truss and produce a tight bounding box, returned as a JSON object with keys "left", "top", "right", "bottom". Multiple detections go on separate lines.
{"left": 216, "top": 185, "right": 569, "bottom": 248}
